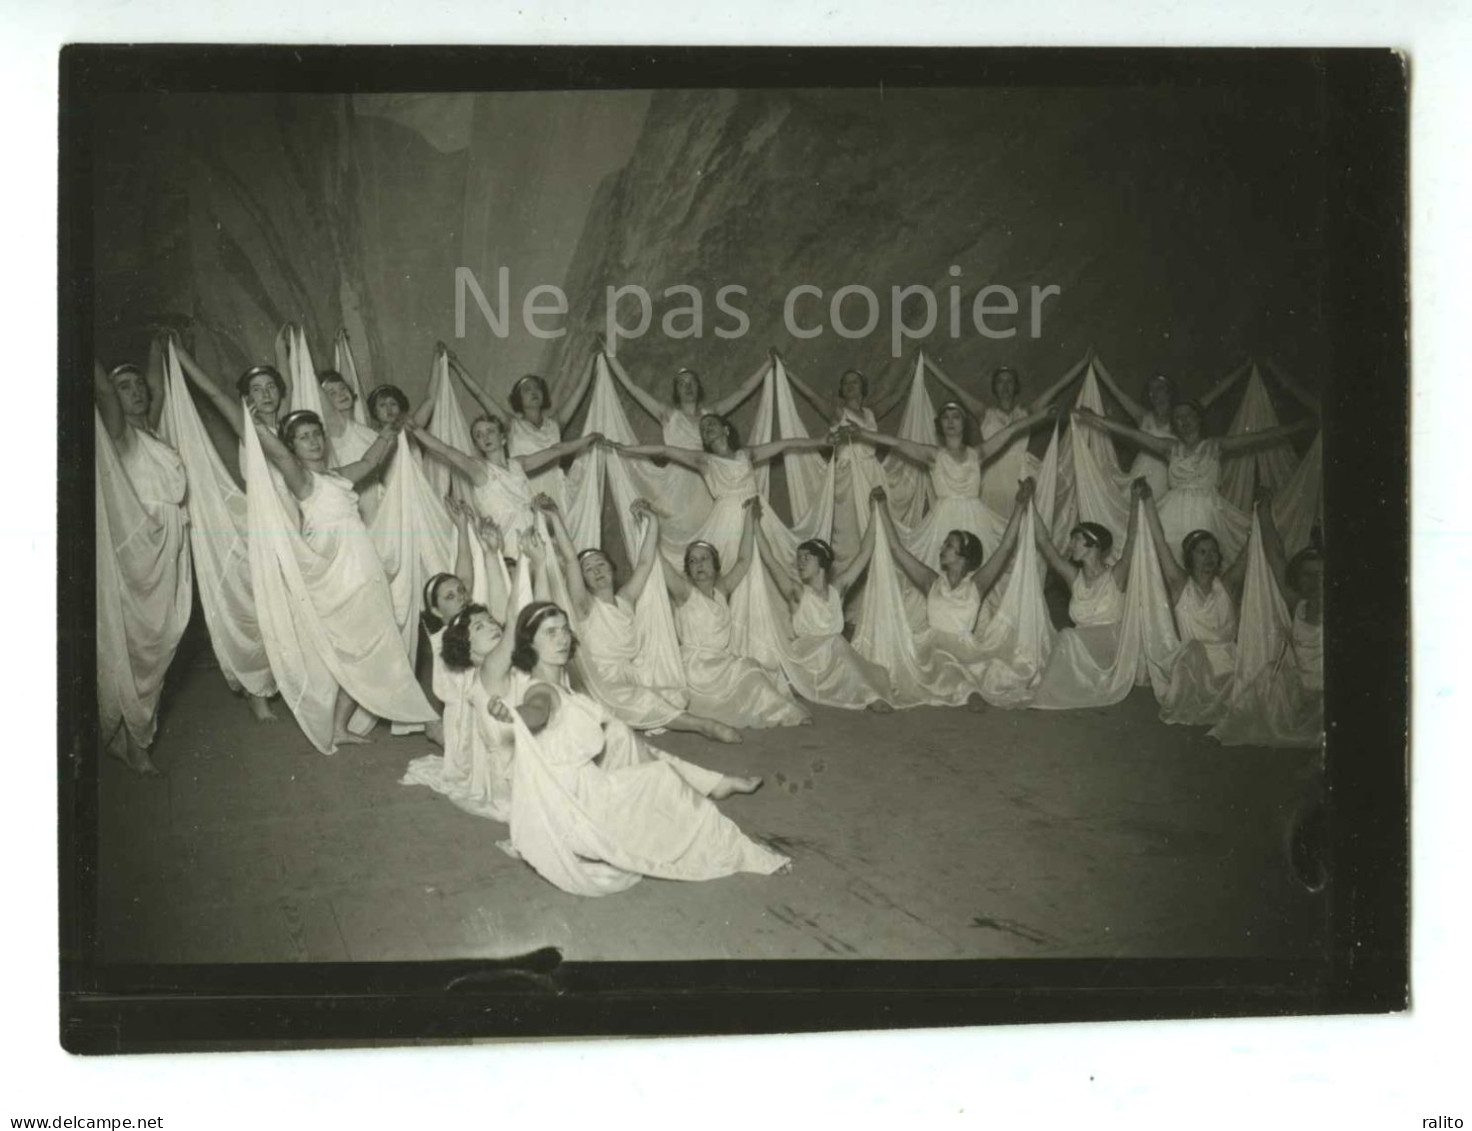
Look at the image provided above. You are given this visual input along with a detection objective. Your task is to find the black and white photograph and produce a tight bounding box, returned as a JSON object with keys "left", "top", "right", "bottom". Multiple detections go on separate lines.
{"left": 28, "top": 20, "right": 1438, "bottom": 1117}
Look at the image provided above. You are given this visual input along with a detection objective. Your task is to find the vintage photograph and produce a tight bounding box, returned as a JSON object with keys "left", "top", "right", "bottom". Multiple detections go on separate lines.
{"left": 60, "top": 47, "right": 1407, "bottom": 1044}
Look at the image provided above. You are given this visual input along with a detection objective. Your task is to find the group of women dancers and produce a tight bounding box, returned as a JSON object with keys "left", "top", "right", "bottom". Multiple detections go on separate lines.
{"left": 95, "top": 324, "right": 1325, "bottom": 896}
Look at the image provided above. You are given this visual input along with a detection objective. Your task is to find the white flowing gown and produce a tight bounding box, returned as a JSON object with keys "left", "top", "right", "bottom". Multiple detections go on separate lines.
{"left": 506, "top": 676, "right": 790, "bottom": 897}
{"left": 1158, "top": 577, "right": 1239, "bottom": 726}
{"left": 95, "top": 417, "right": 194, "bottom": 755}
{"left": 830, "top": 405, "right": 886, "bottom": 569}
{"left": 1157, "top": 439, "right": 1251, "bottom": 567}
{"left": 1131, "top": 411, "right": 1174, "bottom": 500}
{"left": 780, "top": 587, "right": 892, "bottom": 710}
{"left": 902, "top": 446, "right": 1009, "bottom": 567}
{"left": 674, "top": 587, "right": 807, "bottom": 727}
{"left": 579, "top": 595, "right": 689, "bottom": 729}
{"left": 979, "top": 404, "right": 1040, "bottom": 516}
{"left": 509, "top": 413, "right": 567, "bottom": 512}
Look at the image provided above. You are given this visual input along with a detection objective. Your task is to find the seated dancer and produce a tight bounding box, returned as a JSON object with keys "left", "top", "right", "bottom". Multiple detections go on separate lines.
{"left": 1141, "top": 481, "right": 1251, "bottom": 725}
{"left": 784, "top": 358, "right": 909, "bottom": 567}
{"left": 540, "top": 496, "right": 743, "bottom": 743}
{"left": 655, "top": 499, "right": 811, "bottom": 729}
{"left": 403, "top": 356, "right": 600, "bottom": 557}
{"left": 445, "top": 348, "right": 596, "bottom": 511}
{"left": 487, "top": 602, "right": 786, "bottom": 897}
{"left": 1072, "top": 400, "right": 1313, "bottom": 567}
{"left": 1028, "top": 479, "right": 1147, "bottom": 708}
{"left": 753, "top": 496, "right": 895, "bottom": 712}
{"left": 870, "top": 479, "right": 1037, "bottom": 712}
{"left": 1093, "top": 358, "right": 1248, "bottom": 500}
{"left": 94, "top": 349, "right": 193, "bottom": 775}
{"left": 317, "top": 367, "right": 385, "bottom": 520}
{"left": 923, "top": 351, "right": 1088, "bottom": 515}
{"left": 245, "top": 407, "right": 437, "bottom": 748}
{"left": 844, "top": 398, "right": 1058, "bottom": 566}
{"left": 1210, "top": 491, "right": 1324, "bottom": 749}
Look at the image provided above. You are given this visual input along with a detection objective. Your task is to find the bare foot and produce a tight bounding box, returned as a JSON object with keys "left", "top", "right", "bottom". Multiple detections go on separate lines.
{"left": 425, "top": 719, "right": 445, "bottom": 747}
{"left": 332, "top": 729, "right": 371, "bottom": 747}
{"left": 701, "top": 720, "right": 743, "bottom": 744}
{"left": 246, "top": 694, "right": 278, "bottom": 722}
{"left": 966, "top": 693, "right": 989, "bottom": 714}
{"left": 125, "top": 736, "right": 162, "bottom": 777}
{"left": 798, "top": 712, "right": 814, "bottom": 726}
{"left": 711, "top": 774, "right": 763, "bottom": 800}
{"left": 867, "top": 700, "right": 894, "bottom": 714}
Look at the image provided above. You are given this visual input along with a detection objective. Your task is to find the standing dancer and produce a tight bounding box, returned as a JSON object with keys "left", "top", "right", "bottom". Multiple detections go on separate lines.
{"left": 923, "top": 352, "right": 1088, "bottom": 515}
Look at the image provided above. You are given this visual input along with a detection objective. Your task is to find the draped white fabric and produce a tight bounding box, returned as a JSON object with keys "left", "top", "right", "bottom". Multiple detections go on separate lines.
{"left": 1029, "top": 499, "right": 1180, "bottom": 709}
{"left": 1158, "top": 578, "right": 1239, "bottom": 726}
{"left": 852, "top": 504, "right": 977, "bottom": 707}
{"left": 95, "top": 411, "right": 194, "bottom": 753}
{"left": 1208, "top": 512, "right": 1323, "bottom": 748}
{"left": 967, "top": 508, "right": 1059, "bottom": 706}
{"left": 286, "top": 325, "right": 327, "bottom": 418}
{"left": 1271, "top": 431, "right": 1323, "bottom": 558}
{"left": 830, "top": 402, "right": 886, "bottom": 569}
{"left": 1218, "top": 365, "right": 1299, "bottom": 512}
{"left": 881, "top": 356, "right": 937, "bottom": 533}
{"left": 241, "top": 409, "right": 436, "bottom": 753}
{"left": 1067, "top": 364, "right": 1136, "bottom": 550}
{"left": 424, "top": 351, "right": 477, "bottom": 506}
{"left": 674, "top": 588, "right": 807, "bottom": 727}
{"left": 769, "top": 358, "right": 836, "bottom": 534}
{"left": 401, "top": 661, "right": 515, "bottom": 822}
{"left": 157, "top": 340, "right": 276, "bottom": 698}
{"left": 333, "top": 328, "right": 371, "bottom": 426}
{"left": 900, "top": 446, "right": 1008, "bottom": 567}
{"left": 979, "top": 404, "right": 1041, "bottom": 516}
{"left": 1157, "top": 438, "right": 1252, "bottom": 567}
{"left": 506, "top": 680, "right": 789, "bottom": 897}
{"left": 780, "top": 587, "right": 893, "bottom": 709}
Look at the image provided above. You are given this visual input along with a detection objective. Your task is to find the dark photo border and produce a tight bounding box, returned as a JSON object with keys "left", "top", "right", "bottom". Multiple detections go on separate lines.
{"left": 57, "top": 44, "right": 1408, "bottom": 1053}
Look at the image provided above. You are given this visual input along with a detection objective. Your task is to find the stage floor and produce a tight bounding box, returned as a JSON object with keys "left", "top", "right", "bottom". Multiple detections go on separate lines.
{"left": 93, "top": 653, "right": 1327, "bottom": 964}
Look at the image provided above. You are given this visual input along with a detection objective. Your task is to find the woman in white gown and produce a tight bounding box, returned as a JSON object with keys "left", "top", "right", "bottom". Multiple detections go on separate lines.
{"left": 249, "top": 408, "right": 436, "bottom": 747}
{"left": 923, "top": 353, "right": 1087, "bottom": 515}
{"left": 1209, "top": 494, "right": 1324, "bottom": 748}
{"left": 445, "top": 352, "right": 597, "bottom": 513}
{"left": 1092, "top": 362, "right": 1248, "bottom": 500}
{"left": 317, "top": 368, "right": 385, "bottom": 520}
{"left": 847, "top": 400, "right": 1057, "bottom": 564}
{"left": 540, "top": 496, "right": 743, "bottom": 742}
{"left": 753, "top": 494, "right": 894, "bottom": 712}
{"left": 1027, "top": 482, "right": 1144, "bottom": 708}
{"left": 784, "top": 363, "right": 910, "bottom": 568}
{"left": 1073, "top": 402, "right": 1312, "bottom": 567}
{"left": 94, "top": 353, "right": 193, "bottom": 775}
{"left": 871, "top": 479, "right": 1035, "bottom": 712}
{"left": 401, "top": 359, "right": 602, "bottom": 557}
{"left": 1140, "top": 483, "right": 1251, "bottom": 725}
{"left": 656, "top": 500, "right": 810, "bottom": 730}
{"left": 485, "top": 601, "right": 785, "bottom": 896}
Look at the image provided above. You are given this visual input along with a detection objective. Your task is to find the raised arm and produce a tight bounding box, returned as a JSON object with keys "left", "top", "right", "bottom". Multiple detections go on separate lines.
{"left": 603, "top": 347, "right": 670, "bottom": 423}
{"left": 752, "top": 500, "right": 802, "bottom": 606}
{"left": 554, "top": 356, "right": 597, "bottom": 429}
{"left": 410, "top": 348, "right": 446, "bottom": 429}
{"left": 1217, "top": 418, "right": 1315, "bottom": 458}
{"left": 174, "top": 340, "right": 245, "bottom": 435}
{"left": 93, "top": 360, "right": 128, "bottom": 444}
{"left": 1200, "top": 358, "right": 1251, "bottom": 410}
{"left": 1090, "top": 354, "right": 1146, "bottom": 423}
{"left": 1263, "top": 358, "right": 1322, "bottom": 415}
{"left": 1112, "top": 484, "right": 1147, "bottom": 591}
{"left": 832, "top": 489, "right": 882, "bottom": 594}
{"left": 402, "top": 419, "right": 485, "bottom": 483}
{"left": 707, "top": 356, "right": 772, "bottom": 418}
{"left": 446, "top": 498, "right": 475, "bottom": 590}
{"left": 972, "top": 479, "right": 1035, "bottom": 597}
{"left": 1138, "top": 481, "right": 1186, "bottom": 600}
{"left": 251, "top": 409, "right": 311, "bottom": 498}
{"left": 477, "top": 518, "right": 511, "bottom": 628}
{"left": 1032, "top": 497, "right": 1077, "bottom": 585}
{"left": 777, "top": 352, "right": 828, "bottom": 415}
{"left": 516, "top": 430, "right": 602, "bottom": 476}
{"left": 618, "top": 500, "right": 662, "bottom": 603}
{"left": 847, "top": 427, "right": 936, "bottom": 468}
{"left": 921, "top": 353, "right": 988, "bottom": 420}
{"left": 144, "top": 334, "right": 167, "bottom": 431}
{"left": 1071, "top": 407, "right": 1173, "bottom": 457}
{"left": 875, "top": 491, "right": 937, "bottom": 593}
{"left": 657, "top": 550, "right": 693, "bottom": 604}
{"left": 977, "top": 404, "right": 1059, "bottom": 462}
{"left": 334, "top": 421, "right": 402, "bottom": 488}
{"left": 447, "top": 352, "right": 512, "bottom": 421}
{"left": 610, "top": 441, "right": 709, "bottom": 473}
{"left": 748, "top": 434, "right": 832, "bottom": 466}
{"left": 536, "top": 499, "right": 592, "bottom": 616}
{"left": 1027, "top": 351, "right": 1092, "bottom": 414}
{"left": 718, "top": 498, "right": 761, "bottom": 595}
{"left": 273, "top": 324, "right": 294, "bottom": 408}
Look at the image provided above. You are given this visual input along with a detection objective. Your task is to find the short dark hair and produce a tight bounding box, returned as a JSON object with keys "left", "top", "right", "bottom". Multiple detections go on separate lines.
{"left": 1287, "top": 548, "right": 1324, "bottom": 593}
{"left": 699, "top": 412, "right": 742, "bottom": 453}
{"left": 990, "top": 366, "right": 1020, "bottom": 397}
{"left": 671, "top": 368, "right": 705, "bottom": 403}
{"left": 839, "top": 369, "right": 869, "bottom": 397}
{"left": 367, "top": 384, "right": 410, "bottom": 421}
{"left": 280, "top": 410, "right": 323, "bottom": 451}
{"left": 1071, "top": 521, "right": 1114, "bottom": 557}
{"left": 441, "top": 604, "right": 492, "bottom": 672}
{"left": 421, "top": 571, "right": 460, "bottom": 632}
{"left": 796, "top": 538, "right": 835, "bottom": 574}
{"left": 511, "top": 601, "right": 578, "bottom": 672}
{"left": 683, "top": 540, "right": 723, "bottom": 577}
{"left": 510, "top": 374, "right": 551, "bottom": 415}
{"left": 1182, "top": 529, "right": 1220, "bottom": 568}
{"left": 236, "top": 365, "right": 287, "bottom": 401}
{"left": 946, "top": 529, "right": 985, "bottom": 573}
{"left": 934, "top": 401, "right": 976, "bottom": 447}
{"left": 317, "top": 368, "right": 351, "bottom": 392}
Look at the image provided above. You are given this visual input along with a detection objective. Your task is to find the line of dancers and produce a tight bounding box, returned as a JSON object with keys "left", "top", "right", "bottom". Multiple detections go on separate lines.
{"left": 95, "top": 325, "right": 1324, "bottom": 895}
